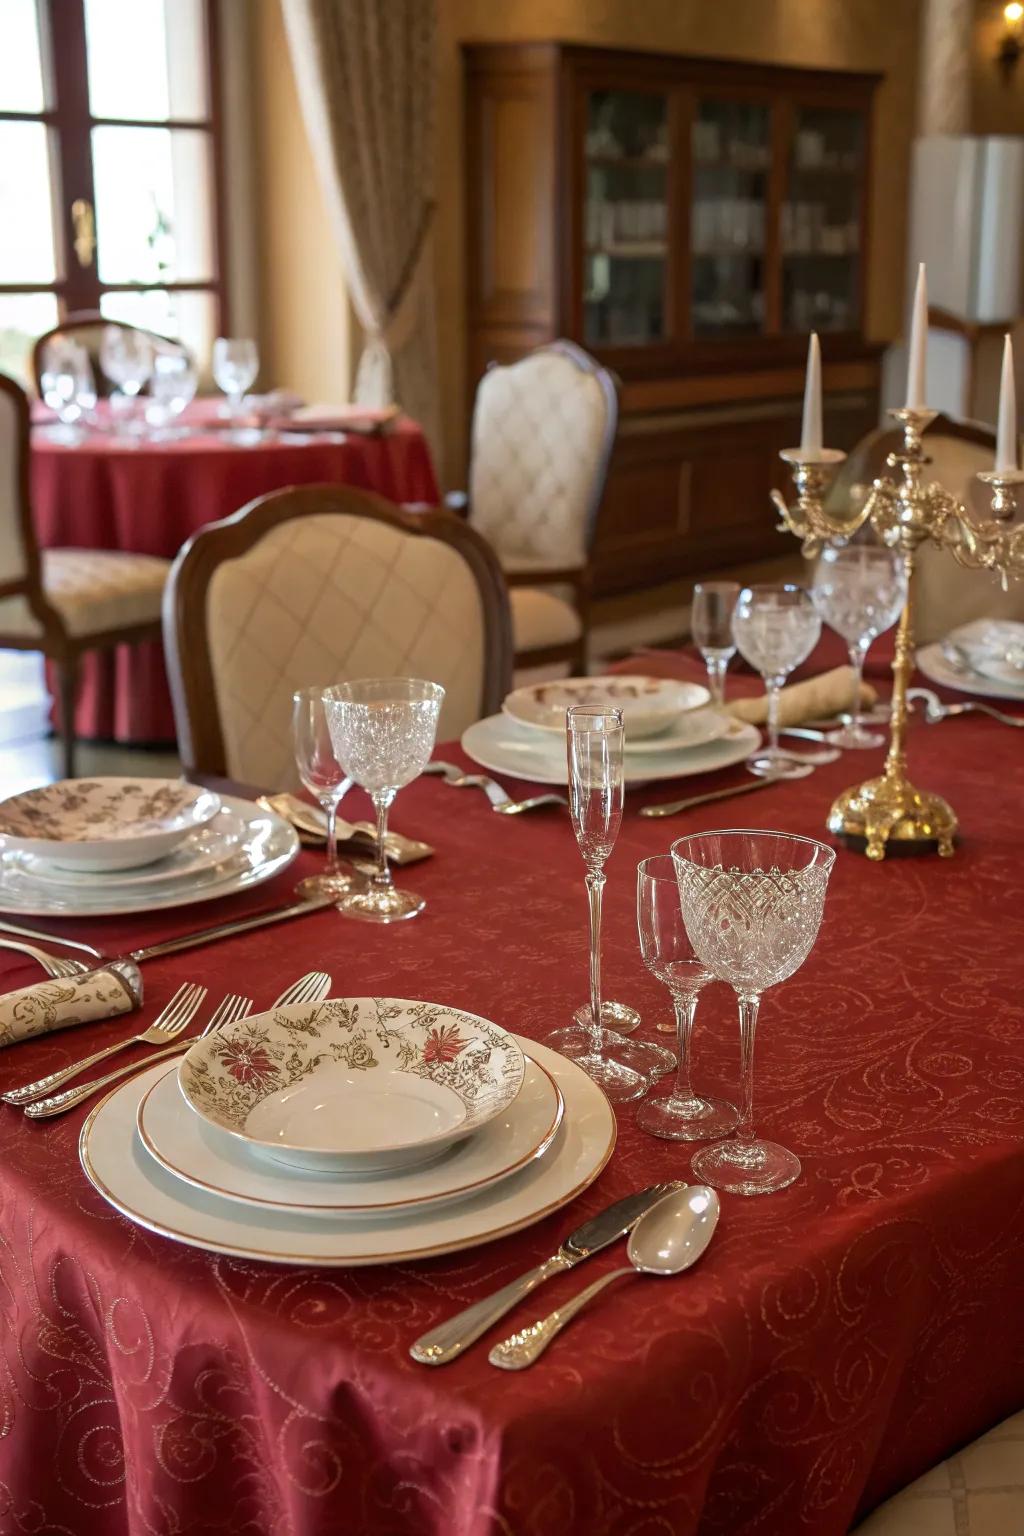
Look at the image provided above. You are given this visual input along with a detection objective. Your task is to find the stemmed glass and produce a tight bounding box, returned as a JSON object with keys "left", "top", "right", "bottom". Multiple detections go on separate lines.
{"left": 100, "top": 326, "right": 153, "bottom": 432}
{"left": 324, "top": 677, "right": 443, "bottom": 923}
{"left": 812, "top": 544, "right": 905, "bottom": 748}
{"left": 672, "top": 830, "right": 835, "bottom": 1195}
{"left": 213, "top": 337, "right": 259, "bottom": 425}
{"left": 39, "top": 340, "right": 95, "bottom": 442}
{"left": 545, "top": 706, "right": 675, "bottom": 1103}
{"left": 292, "top": 686, "right": 356, "bottom": 900}
{"left": 732, "top": 583, "right": 821, "bottom": 780}
{"left": 692, "top": 581, "right": 739, "bottom": 706}
{"left": 635, "top": 855, "right": 738, "bottom": 1140}
{"left": 145, "top": 353, "right": 198, "bottom": 438}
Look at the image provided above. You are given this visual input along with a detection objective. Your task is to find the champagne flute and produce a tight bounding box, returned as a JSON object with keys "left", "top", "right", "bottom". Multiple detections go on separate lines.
{"left": 292, "top": 686, "right": 356, "bottom": 900}
{"left": 544, "top": 706, "right": 675, "bottom": 1102}
{"left": 672, "top": 830, "right": 835, "bottom": 1194}
{"left": 635, "top": 855, "right": 738, "bottom": 1140}
{"left": 692, "top": 581, "right": 739, "bottom": 706}
{"left": 731, "top": 583, "right": 821, "bottom": 779}
{"left": 812, "top": 544, "right": 905, "bottom": 747}
{"left": 324, "top": 677, "right": 443, "bottom": 923}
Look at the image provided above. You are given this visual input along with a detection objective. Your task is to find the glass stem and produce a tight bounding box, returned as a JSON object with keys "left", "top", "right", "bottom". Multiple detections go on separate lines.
{"left": 322, "top": 795, "right": 339, "bottom": 876}
{"left": 848, "top": 642, "right": 868, "bottom": 727}
{"left": 736, "top": 994, "right": 760, "bottom": 1140}
{"left": 371, "top": 790, "right": 395, "bottom": 892}
{"left": 671, "top": 994, "right": 698, "bottom": 1101}
{"left": 765, "top": 677, "right": 783, "bottom": 757}
{"left": 584, "top": 868, "right": 605, "bottom": 1051}
{"left": 706, "top": 654, "right": 728, "bottom": 707}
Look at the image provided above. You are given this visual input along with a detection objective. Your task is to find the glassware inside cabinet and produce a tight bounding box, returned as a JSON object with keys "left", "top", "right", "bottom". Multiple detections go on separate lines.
{"left": 782, "top": 105, "right": 864, "bottom": 333}
{"left": 691, "top": 97, "right": 770, "bottom": 338}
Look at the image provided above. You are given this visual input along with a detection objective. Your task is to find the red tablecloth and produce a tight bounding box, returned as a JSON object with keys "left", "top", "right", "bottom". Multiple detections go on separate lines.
{"left": 30, "top": 410, "right": 439, "bottom": 743}
{"left": 0, "top": 651, "right": 1022, "bottom": 1536}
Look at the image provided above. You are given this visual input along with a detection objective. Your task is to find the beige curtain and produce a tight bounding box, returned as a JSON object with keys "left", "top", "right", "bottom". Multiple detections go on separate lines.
{"left": 280, "top": 0, "right": 439, "bottom": 451}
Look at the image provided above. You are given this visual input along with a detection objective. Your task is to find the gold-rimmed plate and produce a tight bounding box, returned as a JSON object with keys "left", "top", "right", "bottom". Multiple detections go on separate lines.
{"left": 137, "top": 1053, "right": 564, "bottom": 1217}
{"left": 79, "top": 1039, "right": 615, "bottom": 1268}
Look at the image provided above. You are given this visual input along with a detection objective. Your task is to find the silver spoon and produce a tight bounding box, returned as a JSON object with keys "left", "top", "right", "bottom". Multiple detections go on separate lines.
{"left": 488, "top": 1185, "right": 720, "bottom": 1370}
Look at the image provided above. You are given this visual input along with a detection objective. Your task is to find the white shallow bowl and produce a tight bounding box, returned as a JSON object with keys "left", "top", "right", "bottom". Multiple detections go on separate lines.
{"left": 178, "top": 998, "right": 526, "bottom": 1174}
{"left": 0, "top": 777, "right": 220, "bottom": 872}
{"left": 503, "top": 675, "right": 710, "bottom": 739}
{"left": 918, "top": 642, "right": 1024, "bottom": 701}
{"left": 943, "top": 619, "right": 1024, "bottom": 688}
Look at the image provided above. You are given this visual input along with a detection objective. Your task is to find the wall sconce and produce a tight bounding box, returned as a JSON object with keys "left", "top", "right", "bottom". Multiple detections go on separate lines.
{"left": 999, "top": 1, "right": 1024, "bottom": 75}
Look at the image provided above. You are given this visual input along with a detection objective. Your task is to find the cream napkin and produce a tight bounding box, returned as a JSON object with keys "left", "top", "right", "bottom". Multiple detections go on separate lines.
{"left": 0, "top": 960, "right": 142, "bottom": 1048}
{"left": 725, "top": 665, "right": 877, "bottom": 727}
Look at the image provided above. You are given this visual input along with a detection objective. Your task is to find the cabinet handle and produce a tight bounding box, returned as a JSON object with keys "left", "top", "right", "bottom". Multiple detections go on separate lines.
{"left": 71, "top": 198, "right": 95, "bottom": 267}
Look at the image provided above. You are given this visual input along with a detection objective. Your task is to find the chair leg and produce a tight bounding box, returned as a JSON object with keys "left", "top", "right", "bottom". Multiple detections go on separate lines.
{"left": 55, "top": 658, "right": 79, "bottom": 779}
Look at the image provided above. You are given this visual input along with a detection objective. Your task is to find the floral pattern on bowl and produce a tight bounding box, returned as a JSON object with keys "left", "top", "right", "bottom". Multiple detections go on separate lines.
{"left": 502, "top": 675, "right": 711, "bottom": 738}
{"left": 177, "top": 998, "right": 527, "bottom": 1173}
{"left": 0, "top": 778, "right": 221, "bottom": 873}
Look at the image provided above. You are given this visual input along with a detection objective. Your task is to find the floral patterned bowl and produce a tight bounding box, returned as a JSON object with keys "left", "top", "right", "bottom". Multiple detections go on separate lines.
{"left": 177, "top": 998, "right": 527, "bottom": 1173}
{"left": 503, "top": 676, "right": 710, "bottom": 739}
{"left": 0, "top": 778, "right": 221, "bottom": 872}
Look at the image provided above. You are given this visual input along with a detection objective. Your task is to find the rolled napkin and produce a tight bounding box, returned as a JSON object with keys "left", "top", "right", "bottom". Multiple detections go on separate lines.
{"left": 726, "top": 666, "right": 877, "bottom": 727}
{"left": 0, "top": 961, "right": 142, "bottom": 1048}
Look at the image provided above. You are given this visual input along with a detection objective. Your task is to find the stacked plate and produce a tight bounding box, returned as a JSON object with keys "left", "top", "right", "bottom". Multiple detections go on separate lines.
{"left": 79, "top": 997, "right": 616, "bottom": 1265}
{"left": 462, "top": 675, "right": 760, "bottom": 786}
{"left": 0, "top": 778, "right": 299, "bottom": 916}
{"left": 918, "top": 619, "right": 1024, "bottom": 700}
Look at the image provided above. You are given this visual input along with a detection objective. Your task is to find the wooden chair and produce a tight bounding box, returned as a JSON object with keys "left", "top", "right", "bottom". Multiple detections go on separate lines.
{"left": 0, "top": 371, "right": 169, "bottom": 776}
{"left": 454, "top": 340, "right": 618, "bottom": 673}
{"left": 824, "top": 411, "right": 1024, "bottom": 644}
{"left": 32, "top": 314, "right": 192, "bottom": 399}
{"left": 162, "top": 484, "right": 514, "bottom": 785}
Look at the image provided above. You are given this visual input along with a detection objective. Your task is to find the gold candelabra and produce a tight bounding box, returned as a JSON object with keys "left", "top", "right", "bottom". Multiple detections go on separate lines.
{"left": 772, "top": 408, "right": 1024, "bottom": 860}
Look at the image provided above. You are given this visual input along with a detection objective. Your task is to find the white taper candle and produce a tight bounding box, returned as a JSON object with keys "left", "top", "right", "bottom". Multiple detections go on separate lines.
{"left": 905, "top": 263, "right": 929, "bottom": 410}
{"left": 995, "top": 333, "right": 1018, "bottom": 473}
{"left": 800, "top": 332, "right": 823, "bottom": 456}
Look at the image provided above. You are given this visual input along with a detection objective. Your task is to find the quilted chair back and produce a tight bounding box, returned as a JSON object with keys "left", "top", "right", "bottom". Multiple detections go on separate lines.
{"left": 164, "top": 486, "right": 514, "bottom": 785}
{"left": 467, "top": 341, "right": 617, "bottom": 568}
{"left": 824, "top": 414, "right": 1024, "bottom": 645}
{"left": 0, "top": 372, "right": 48, "bottom": 643}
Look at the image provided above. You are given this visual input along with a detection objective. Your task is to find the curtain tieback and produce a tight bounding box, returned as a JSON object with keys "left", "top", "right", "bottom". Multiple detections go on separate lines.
{"left": 356, "top": 204, "right": 435, "bottom": 404}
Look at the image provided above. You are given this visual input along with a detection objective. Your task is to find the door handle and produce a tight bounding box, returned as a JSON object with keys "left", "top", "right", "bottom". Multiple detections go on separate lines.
{"left": 71, "top": 198, "right": 95, "bottom": 267}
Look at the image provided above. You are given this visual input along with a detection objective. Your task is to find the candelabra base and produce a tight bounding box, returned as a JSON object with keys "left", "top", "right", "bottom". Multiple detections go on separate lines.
{"left": 826, "top": 772, "right": 958, "bottom": 861}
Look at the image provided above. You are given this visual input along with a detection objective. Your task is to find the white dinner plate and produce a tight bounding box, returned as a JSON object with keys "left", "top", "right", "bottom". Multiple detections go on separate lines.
{"left": 8, "top": 803, "right": 247, "bottom": 889}
{"left": 79, "top": 1039, "right": 616, "bottom": 1267}
{"left": 917, "top": 643, "right": 1024, "bottom": 701}
{"left": 614, "top": 707, "right": 732, "bottom": 754}
{"left": 462, "top": 713, "right": 761, "bottom": 787}
{"left": 138, "top": 1052, "right": 564, "bottom": 1216}
{"left": 0, "top": 796, "right": 298, "bottom": 917}
{"left": 943, "top": 619, "right": 1024, "bottom": 688}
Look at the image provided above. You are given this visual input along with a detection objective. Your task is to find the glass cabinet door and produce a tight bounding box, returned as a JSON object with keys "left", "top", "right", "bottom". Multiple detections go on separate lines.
{"left": 691, "top": 98, "right": 771, "bottom": 338}
{"left": 583, "top": 90, "right": 669, "bottom": 348}
{"left": 782, "top": 106, "right": 864, "bottom": 333}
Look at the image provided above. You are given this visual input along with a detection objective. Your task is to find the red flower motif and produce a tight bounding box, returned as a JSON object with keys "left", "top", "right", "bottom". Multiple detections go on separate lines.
{"left": 217, "top": 1036, "right": 279, "bottom": 1088}
{"left": 422, "top": 1023, "right": 468, "bottom": 1066}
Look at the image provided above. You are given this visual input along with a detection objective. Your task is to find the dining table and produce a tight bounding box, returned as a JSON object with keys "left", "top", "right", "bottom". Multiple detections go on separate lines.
{"left": 29, "top": 403, "right": 440, "bottom": 744}
{"left": 0, "top": 639, "right": 1022, "bottom": 1536}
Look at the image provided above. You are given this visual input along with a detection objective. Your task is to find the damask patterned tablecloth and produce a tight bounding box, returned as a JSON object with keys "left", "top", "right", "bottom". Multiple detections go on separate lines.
{"left": 0, "top": 652, "right": 1022, "bottom": 1536}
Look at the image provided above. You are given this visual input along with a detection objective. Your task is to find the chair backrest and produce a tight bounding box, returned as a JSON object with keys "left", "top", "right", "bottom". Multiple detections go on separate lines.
{"left": 0, "top": 371, "right": 60, "bottom": 646}
{"left": 32, "top": 314, "right": 192, "bottom": 399}
{"left": 164, "top": 485, "right": 515, "bottom": 784}
{"left": 825, "top": 412, "right": 1024, "bottom": 644}
{"left": 467, "top": 340, "right": 618, "bottom": 568}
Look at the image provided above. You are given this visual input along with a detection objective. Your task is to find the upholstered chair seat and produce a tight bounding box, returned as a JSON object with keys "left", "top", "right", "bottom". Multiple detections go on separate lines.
{"left": 163, "top": 485, "right": 513, "bottom": 786}
{"left": 852, "top": 1408, "right": 1024, "bottom": 1534}
{"left": 0, "top": 549, "right": 169, "bottom": 640}
{"left": 463, "top": 341, "right": 618, "bottom": 672}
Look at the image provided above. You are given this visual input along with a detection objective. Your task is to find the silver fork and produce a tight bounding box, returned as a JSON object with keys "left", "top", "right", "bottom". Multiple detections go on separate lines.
{"left": 25, "top": 993, "right": 253, "bottom": 1119}
{"left": 0, "top": 938, "right": 91, "bottom": 980}
{"left": 908, "top": 686, "right": 1024, "bottom": 729}
{"left": 271, "top": 971, "right": 331, "bottom": 1007}
{"left": 424, "top": 760, "right": 568, "bottom": 814}
{"left": 3, "top": 982, "right": 208, "bottom": 1106}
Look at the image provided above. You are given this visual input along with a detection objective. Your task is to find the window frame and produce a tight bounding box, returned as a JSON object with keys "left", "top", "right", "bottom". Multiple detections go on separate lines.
{"left": 0, "top": 0, "right": 229, "bottom": 335}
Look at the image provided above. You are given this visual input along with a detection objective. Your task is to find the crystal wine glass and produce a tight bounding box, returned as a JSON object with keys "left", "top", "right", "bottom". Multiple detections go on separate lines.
{"left": 692, "top": 581, "right": 740, "bottom": 706}
{"left": 212, "top": 337, "right": 259, "bottom": 422}
{"left": 731, "top": 583, "right": 822, "bottom": 780}
{"left": 145, "top": 353, "right": 198, "bottom": 438}
{"left": 39, "top": 340, "right": 95, "bottom": 442}
{"left": 544, "top": 706, "right": 675, "bottom": 1103}
{"left": 324, "top": 677, "right": 443, "bottom": 923}
{"left": 812, "top": 544, "right": 905, "bottom": 748}
{"left": 671, "top": 830, "right": 835, "bottom": 1194}
{"left": 292, "top": 686, "right": 356, "bottom": 900}
{"left": 100, "top": 326, "right": 153, "bottom": 432}
{"left": 635, "top": 855, "right": 738, "bottom": 1140}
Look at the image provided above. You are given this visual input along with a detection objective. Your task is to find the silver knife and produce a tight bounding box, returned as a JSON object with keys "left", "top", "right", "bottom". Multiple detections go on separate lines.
{"left": 408, "top": 1181, "right": 685, "bottom": 1366}
{"left": 0, "top": 895, "right": 334, "bottom": 965}
{"left": 639, "top": 776, "right": 781, "bottom": 819}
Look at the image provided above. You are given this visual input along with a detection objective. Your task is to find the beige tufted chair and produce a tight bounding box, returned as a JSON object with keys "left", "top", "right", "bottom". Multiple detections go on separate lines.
{"left": 0, "top": 371, "right": 169, "bottom": 776}
{"left": 32, "top": 314, "right": 192, "bottom": 399}
{"left": 825, "top": 412, "right": 1024, "bottom": 645}
{"left": 458, "top": 341, "right": 618, "bottom": 672}
{"left": 163, "top": 485, "right": 514, "bottom": 786}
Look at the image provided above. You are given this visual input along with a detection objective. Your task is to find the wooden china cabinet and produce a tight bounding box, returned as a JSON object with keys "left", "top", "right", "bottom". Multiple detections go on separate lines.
{"left": 464, "top": 43, "right": 883, "bottom": 597}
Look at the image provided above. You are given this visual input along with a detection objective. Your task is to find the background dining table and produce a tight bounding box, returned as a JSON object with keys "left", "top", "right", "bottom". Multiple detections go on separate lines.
{"left": 0, "top": 640, "right": 1021, "bottom": 1536}
{"left": 29, "top": 404, "right": 440, "bottom": 744}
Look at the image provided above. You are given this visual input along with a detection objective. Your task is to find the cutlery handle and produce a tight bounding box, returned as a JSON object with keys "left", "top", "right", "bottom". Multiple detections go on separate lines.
{"left": 639, "top": 775, "right": 775, "bottom": 819}
{"left": 3, "top": 1034, "right": 144, "bottom": 1105}
{"left": 24, "top": 1040, "right": 189, "bottom": 1119}
{"left": 129, "top": 895, "right": 333, "bottom": 963}
{"left": 409, "top": 1253, "right": 572, "bottom": 1365}
{"left": 489, "top": 1267, "right": 632, "bottom": 1370}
